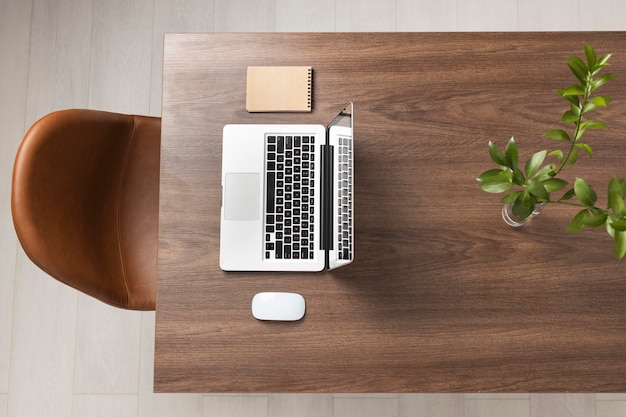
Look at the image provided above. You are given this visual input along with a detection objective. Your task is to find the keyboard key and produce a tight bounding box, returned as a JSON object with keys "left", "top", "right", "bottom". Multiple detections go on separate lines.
{"left": 266, "top": 172, "right": 275, "bottom": 213}
{"left": 276, "top": 241, "right": 283, "bottom": 259}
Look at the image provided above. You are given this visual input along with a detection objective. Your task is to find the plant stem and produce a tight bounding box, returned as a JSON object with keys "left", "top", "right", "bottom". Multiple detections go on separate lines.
{"left": 548, "top": 199, "right": 587, "bottom": 208}
{"left": 553, "top": 77, "right": 592, "bottom": 177}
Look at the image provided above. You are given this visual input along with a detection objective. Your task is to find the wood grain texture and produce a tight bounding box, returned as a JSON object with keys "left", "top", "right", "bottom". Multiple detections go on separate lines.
{"left": 157, "top": 33, "right": 626, "bottom": 393}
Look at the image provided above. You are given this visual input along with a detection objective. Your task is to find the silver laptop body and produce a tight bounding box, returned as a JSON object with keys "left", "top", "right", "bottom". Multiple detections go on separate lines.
{"left": 220, "top": 103, "right": 354, "bottom": 271}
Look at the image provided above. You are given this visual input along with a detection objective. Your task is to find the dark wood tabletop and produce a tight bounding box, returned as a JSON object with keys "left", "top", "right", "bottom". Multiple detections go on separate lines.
{"left": 156, "top": 32, "right": 626, "bottom": 393}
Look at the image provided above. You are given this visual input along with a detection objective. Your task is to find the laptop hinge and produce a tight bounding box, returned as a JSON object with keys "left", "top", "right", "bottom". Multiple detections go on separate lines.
{"left": 320, "top": 143, "right": 333, "bottom": 266}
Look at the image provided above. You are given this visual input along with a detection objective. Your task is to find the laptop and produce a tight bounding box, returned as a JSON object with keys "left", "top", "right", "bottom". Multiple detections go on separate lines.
{"left": 220, "top": 102, "right": 354, "bottom": 271}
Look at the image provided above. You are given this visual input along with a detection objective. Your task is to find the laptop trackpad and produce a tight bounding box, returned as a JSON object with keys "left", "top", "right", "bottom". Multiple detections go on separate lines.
{"left": 224, "top": 173, "right": 260, "bottom": 221}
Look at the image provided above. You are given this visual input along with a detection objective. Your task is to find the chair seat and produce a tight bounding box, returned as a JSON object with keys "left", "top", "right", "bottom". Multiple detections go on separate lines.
{"left": 11, "top": 109, "right": 161, "bottom": 310}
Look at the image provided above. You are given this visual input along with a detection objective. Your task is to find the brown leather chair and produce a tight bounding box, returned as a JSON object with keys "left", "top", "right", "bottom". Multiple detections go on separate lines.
{"left": 11, "top": 109, "right": 160, "bottom": 310}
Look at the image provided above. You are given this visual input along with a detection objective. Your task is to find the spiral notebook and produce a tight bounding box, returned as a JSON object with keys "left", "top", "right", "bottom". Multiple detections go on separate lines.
{"left": 246, "top": 66, "right": 312, "bottom": 112}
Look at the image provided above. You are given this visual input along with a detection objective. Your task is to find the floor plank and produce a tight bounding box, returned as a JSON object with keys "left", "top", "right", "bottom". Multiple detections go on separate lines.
{"left": 335, "top": 0, "right": 396, "bottom": 31}
{"left": 0, "top": 0, "right": 32, "bottom": 395}
{"left": 396, "top": 0, "right": 458, "bottom": 31}
{"left": 465, "top": 398, "right": 530, "bottom": 417}
{"left": 24, "top": 0, "right": 92, "bottom": 124}
{"left": 529, "top": 394, "right": 596, "bottom": 417}
{"left": 457, "top": 0, "right": 518, "bottom": 31}
{"left": 203, "top": 395, "right": 269, "bottom": 417}
{"left": 89, "top": 0, "right": 153, "bottom": 114}
{"left": 73, "top": 395, "right": 137, "bottom": 417}
{"left": 73, "top": 295, "right": 142, "bottom": 394}
{"left": 399, "top": 394, "right": 464, "bottom": 417}
{"left": 268, "top": 394, "right": 333, "bottom": 417}
{"left": 334, "top": 396, "right": 399, "bottom": 417}
{"left": 275, "top": 0, "right": 336, "bottom": 32}
{"left": 8, "top": 251, "right": 78, "bottom": 417}
{"left": 214, "top": 0, "right": 275, "bottom": 32}
{"left": 518, "top": 0, "right": 580, "bottom": 30}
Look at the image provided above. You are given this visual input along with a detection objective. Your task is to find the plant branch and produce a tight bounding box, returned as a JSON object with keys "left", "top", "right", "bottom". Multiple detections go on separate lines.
{"left": 553, "top": 78, "right": 591, "bottom": 176}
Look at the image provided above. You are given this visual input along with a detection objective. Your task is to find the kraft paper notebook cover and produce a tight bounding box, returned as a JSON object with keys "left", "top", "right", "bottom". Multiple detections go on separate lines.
{"left": 246, "top": 66, "right": 312, "bottom": 112}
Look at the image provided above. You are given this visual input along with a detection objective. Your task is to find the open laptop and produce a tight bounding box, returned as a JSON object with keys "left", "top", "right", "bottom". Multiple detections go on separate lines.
{"left": 220, "top": 102, "right": 354, "bottom": 271}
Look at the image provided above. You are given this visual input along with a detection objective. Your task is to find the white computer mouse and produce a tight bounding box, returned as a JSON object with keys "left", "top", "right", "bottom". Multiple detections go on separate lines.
{"left": 251, "top": 292, "right": 306, "bottom": 321}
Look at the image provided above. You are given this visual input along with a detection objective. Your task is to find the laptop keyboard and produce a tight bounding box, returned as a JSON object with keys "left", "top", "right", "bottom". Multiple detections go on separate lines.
{"left": 264, "top": 135, "right": 316, "bottom": 260}
{"left": 337, "top": 136, "right": 353, "bottom": 261}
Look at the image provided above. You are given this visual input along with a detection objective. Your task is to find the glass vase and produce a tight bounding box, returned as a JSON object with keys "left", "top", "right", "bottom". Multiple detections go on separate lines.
{"left": 501, "top": 203, "right": 547, "bottom": 228}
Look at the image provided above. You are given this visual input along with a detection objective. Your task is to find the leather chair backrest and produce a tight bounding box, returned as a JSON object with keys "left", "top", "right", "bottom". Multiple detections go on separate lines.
{"left": 11, "top": 109, "right": 161, "bottom": 310}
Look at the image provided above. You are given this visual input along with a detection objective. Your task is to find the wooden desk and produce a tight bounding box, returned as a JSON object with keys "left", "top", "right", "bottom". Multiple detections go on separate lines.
{"left": 156, "top": 33, "right": 626, "bottom": 393}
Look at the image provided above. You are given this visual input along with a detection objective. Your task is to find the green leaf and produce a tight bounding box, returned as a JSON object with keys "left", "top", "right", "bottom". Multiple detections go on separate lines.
{"left": 607, "top": 217, "right": 616, "bottom": 238}
{"left": 584, "top": 43, "right": 597, "bottom": 69}
{"left": 512, "top": 168, "right": 526, "bottom": 186}
{"left": 512, "top": 192, "right": 535, "bottom": 220}
{"left": 596, "top": 53, "right": 612, "bottom": 68}
{"left": 533, "top": 164, "right": 556, "bottom": 182}
{"left": 527, "top": 179, "right": 550, "bottom": 201}
{"left": 542, "top": 178, "right": 568, "bottom": 193}
{"left": 524, "top": 150, "right": 547, "bottom": 178}
{"left": 544, "top": 129, "right": 570, "bottom": 142}
{"left": 582, "top": 101, "right": 598, "bottom": 114}
{"left": 504, "top": 138, "right": 518, "bottom": 169}
{"left": 574, "top": 177, "right": 597, "bottom": 207}
{"left": 608, "top": 176, "right": 626, "bottom": 216}
{"left": 579, "top": 120, "right": 607, "bottom": 130}
{"left": 559, "top": 188, "right": 576, "bottom": 201}
{"left": 591, "top": 96, "right": 612, "bottom": 106}
{"left": 567, "top": 209, "right": 588, "bottom": 233}
{"left": 614, "top": 230, "right": 626, "bottom": 260}
{"left": 556, "top": 89, "right": 581, "bottom": 106}
{"left": 548, "top": 149, "right": 563, "bottom": 163}
{"left": 567, "top": 57, "right": 589, "bottom": 84}
{"left": 610, "top": 221, "right": 626, "bottom": 232}
{"left": 590, "top": 73, "right": 616, "bottom": 92}
{"left": 488, "top": 141, "right": 507, "bottom": 166}
{"left": 583, "top": 211, "right": 608, "bottom": 227}
{"left": 560, "top": 110, "right": 579, "bottom": 124}
{"left": 575, "top": 143, "right": 593, "bottom": 158}
{"left": 501, "top": 191, "right": 523, "bottom": 204}
{"left": 561, "top": 84, "right": 586, "bottom": 96}
{"left": 479, "top": 180, "right": 513, "bottom": 194}
{"left": 477, "top": 168, "right": 506, "bottom": 182}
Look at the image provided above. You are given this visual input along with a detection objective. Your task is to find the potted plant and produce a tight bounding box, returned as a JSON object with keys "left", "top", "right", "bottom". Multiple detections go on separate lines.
{"left": 477, "top": 44, "right": 626, "bottom": 259}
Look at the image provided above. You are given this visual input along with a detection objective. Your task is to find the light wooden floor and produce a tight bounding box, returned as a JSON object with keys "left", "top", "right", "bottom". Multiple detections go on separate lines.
{"left": 3, "top": 0, "right": 626, "bottom": 416}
